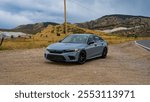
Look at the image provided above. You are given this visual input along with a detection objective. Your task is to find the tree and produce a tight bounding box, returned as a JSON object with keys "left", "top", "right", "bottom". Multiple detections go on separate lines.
{"left": 11, "top": 35, "right": 14, "bottom": 39}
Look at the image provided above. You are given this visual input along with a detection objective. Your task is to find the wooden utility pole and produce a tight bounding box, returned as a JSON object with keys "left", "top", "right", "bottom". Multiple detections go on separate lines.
{"left": 0, "top": 34, "right": 5, "bottom": 46}
{"left": 0, "top": 37, "right": 4, "bottom": 46}
{"left": 64, "top": 0, "right": 67, "bottom": 34}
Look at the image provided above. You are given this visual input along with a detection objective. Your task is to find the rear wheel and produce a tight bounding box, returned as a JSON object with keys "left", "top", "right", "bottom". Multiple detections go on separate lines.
{"left": 101, "top": 47, "right": 108, "bottom": 58}
{"left": 78, "top": 51, "right": 86, "bottom": 64}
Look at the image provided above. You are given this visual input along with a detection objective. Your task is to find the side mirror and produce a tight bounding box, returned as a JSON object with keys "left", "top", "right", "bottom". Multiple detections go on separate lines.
{"left": 88, "top": 41, "right": 94, "bottom": 45}
{"left": 58, "top": 40, "right": 62, "bottom": 43}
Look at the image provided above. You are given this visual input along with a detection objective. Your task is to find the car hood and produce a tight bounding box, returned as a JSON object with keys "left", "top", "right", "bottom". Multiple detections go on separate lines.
{"left": 47, "top": 43, "right": 86, "bottom": 50}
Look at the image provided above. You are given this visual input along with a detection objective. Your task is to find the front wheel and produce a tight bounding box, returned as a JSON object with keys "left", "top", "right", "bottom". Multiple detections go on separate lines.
{"left": 78, "top": 51, "right": 86, "bottom": 64}
{"left": 101, "top": 47, "right": 108, "bottom": 58}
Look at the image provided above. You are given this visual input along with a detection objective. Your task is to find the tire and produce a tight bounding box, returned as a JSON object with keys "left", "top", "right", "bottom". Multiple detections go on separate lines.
{"left": 101, "top": 47, "right": 108, "bottom": 58}
{"left": 78, "top": 50, "right": 86, "bottom": 64}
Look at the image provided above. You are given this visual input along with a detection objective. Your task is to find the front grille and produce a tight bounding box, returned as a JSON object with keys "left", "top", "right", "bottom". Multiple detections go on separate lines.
{"left": 47, "top": 49, "right": 64, "bottom": 54}
{"left": 46, "top": 54, "right": 66, "bottom": 61}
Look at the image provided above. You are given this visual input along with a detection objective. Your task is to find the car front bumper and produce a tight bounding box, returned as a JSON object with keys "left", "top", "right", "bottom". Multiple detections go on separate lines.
{"left": 44, "top": 51, "right": 80, "bottom": 62}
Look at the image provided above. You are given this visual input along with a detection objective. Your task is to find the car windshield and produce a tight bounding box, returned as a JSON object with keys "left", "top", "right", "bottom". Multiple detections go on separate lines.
{"left": 61, "top": 34, "right": 88, "bottom": 43}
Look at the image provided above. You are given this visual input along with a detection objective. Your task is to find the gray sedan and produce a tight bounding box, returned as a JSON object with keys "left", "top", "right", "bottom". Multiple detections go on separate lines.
{"left": 44, "top": 34, "right": 108, "bottom": 64}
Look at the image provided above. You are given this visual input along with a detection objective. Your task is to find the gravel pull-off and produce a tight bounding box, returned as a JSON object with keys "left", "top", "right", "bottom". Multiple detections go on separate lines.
{"left": 0, "top": 42, "right": 150, "bottom": 85}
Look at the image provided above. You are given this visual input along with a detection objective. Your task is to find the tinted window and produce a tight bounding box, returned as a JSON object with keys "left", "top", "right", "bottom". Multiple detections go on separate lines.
{"left": 61, "top": 34, "right": 88, "bottom": 43}
{"left": 88, "top": 35, "right": 95, "bottom": 43}
{"left": 94, "top": 36, "right": 103, "bottom": 42}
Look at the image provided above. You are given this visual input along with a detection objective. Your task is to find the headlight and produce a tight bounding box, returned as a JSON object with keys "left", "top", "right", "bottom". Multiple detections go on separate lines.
{"left": 45, "top": 49, "right": 49, "bottom": 54}
{"left": 64, "top": 49, "right": 80, "bottom": 53}
{"left": 74, "top": 49, "right": 80, "bottom": 52}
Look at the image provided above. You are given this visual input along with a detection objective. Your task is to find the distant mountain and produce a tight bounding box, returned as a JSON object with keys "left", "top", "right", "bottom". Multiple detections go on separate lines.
{"left": 1, "top": 14, "right": 150, "bottom": 36}
{"left": 76, "top": 14, "right": 150, "bottom": 37}
{"left": 0, "top": 22, "right": 59, "bottom": 34}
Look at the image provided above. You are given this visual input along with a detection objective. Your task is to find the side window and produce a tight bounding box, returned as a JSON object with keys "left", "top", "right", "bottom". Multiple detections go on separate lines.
{"left": 94, "top": 36, "right": 103, "bottom": 42}
{"left": 99, "top": 36, "right": 104, "bottom": 41}
{"left": 94, "top": 36, "right": 99, "bottom": 42}
{"left": 88, "top": 36, "right": 95, "bottom": 43}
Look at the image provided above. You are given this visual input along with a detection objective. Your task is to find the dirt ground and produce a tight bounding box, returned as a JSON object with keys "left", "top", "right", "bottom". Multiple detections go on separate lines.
{"left": 0, "top": 42, "right": 150, "bottom": 85}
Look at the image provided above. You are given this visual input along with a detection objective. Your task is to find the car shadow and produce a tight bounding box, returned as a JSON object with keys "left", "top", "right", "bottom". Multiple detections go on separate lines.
{"left": 86, "top": 56, "right": 108, "bottom": 62}
{"left": 44, "top": 61, "right": 80, "bottom": 66}
{"left": 44, "top": 56, "right": 109, "bottom": 66}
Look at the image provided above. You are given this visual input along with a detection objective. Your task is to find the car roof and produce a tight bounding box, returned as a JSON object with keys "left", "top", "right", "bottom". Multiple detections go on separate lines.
{"left": 71, "top": 33, "right": 95, "bottom": 36}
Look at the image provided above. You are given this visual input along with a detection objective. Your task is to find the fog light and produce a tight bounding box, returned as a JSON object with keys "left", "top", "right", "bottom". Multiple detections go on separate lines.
{"left": 68, "top": 56, "right": 75, "bottom": 60}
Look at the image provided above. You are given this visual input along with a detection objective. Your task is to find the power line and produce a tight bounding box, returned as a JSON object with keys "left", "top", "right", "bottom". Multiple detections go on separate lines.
{"left": 69, "top": 0, "right": 100, "bottom": 17}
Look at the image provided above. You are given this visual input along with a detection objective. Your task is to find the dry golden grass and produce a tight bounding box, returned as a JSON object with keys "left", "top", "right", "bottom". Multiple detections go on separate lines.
{"left": 0, "top": 38, "right": 49, "bottom": 50}
{"left": 0, "top": 24, "right": 150, "bottom": 50}
{"left": 102, "top": 35, "right": 150, "bottom": 44}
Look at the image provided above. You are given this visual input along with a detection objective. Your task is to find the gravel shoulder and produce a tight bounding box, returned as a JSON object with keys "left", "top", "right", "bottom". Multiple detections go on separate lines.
{"left": 0, "top": 42, "right": 150, "bottom": 85}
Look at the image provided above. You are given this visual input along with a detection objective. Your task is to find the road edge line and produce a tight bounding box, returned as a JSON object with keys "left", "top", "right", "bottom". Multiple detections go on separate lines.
{"left": 135, "top": 41, "right": 150, "bottom": 51}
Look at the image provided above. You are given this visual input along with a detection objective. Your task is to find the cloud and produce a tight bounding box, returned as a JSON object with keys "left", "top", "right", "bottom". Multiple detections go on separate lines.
{"left": 63, "top": 0, "right": 150, "bottom": 23}
{"left": 0, "top": 10, "right": 33, "bottom": 29}
{"left": 0, "top": 0, "right": 65, "bottom": 28}
{"left": 0, "top": 0, "right": 150, "bottom": 28}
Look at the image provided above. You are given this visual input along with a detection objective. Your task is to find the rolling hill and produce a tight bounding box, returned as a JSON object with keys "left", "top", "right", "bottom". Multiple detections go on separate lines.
{"left": 1, "top": 23, "right": 149, "bottom": 50}
{"left": 1, "top": 14, "right": 150, "bottom": 37}
{"left": 76, "top": 14, "right": 150, "bottom": 37}
{"left": 0, "top": 22, "right": 59, "bottom": 34}
{"left": 34, "top": 23, "right": 105, "bottom": 42}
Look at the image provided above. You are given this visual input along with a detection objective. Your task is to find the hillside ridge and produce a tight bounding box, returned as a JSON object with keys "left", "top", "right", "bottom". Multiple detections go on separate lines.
{"left": 76, "top": 14, "right": 150, "bottom": 37}
{"left": 0, "top": 22, "right": 59, "bottom": 34}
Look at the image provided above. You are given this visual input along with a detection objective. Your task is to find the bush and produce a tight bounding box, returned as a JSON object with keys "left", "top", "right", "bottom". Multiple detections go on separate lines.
{"left": 57, "top": 33, "right": 61, "bottom": 36}
{"left": 11, "top": 35, "right": 14, "bottom": 39}
{"left": 127, "top": 34, "right": 138, "bottom": 38}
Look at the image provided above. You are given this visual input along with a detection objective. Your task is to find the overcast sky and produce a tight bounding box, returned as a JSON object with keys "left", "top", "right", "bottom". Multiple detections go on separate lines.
{"left": 0, "top": 0, "right": 150, "bottom": 29}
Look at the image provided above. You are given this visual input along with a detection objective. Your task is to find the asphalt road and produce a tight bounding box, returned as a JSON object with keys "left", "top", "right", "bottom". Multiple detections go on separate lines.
{"left": 0, "top": 42, "right": 150, "bottom": 85}
{"left": 136, "top": 40, "right": 150, "bottom": 51}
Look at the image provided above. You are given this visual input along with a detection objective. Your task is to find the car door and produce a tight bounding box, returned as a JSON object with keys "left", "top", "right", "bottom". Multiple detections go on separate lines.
{"left": 93, "top": 36, "right": 104, "bottom": 55}
{"left": 85, "top": 35, "right": 98, "bottom": 59}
